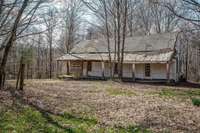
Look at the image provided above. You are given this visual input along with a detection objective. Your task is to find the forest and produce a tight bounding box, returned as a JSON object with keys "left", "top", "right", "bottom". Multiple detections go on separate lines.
{"left": 0, "top": 0, "right": 200, "bottom": 133}
{"left": 0, "top": 0, "right": 200, "bottom": 89}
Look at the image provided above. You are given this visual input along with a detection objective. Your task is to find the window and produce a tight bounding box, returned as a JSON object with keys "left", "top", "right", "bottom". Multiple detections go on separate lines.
{"left": 145, "top": 64, "right": 151, "bottom": 77}
{"left": 87, "top": 62, "right": 92, "bottom": 71}
{"left": 114, "top": 63, "right": 118, "bottom": 74}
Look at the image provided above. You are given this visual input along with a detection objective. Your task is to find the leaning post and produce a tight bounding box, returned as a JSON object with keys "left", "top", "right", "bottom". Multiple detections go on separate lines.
{"left": 132, "top": 63, "right": 136, "bottom": 82}
{"left": 101, "top": 62, "right": 105, "bottom": 79}
{"left": 56, "top": 60, "right": 59, "bottom": 78}
{"left": 166, "top": 62, "right": 170, "bottom": 83}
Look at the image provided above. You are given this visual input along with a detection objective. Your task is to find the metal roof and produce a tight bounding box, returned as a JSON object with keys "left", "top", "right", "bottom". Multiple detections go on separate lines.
{"left": 70, "top": 32, "right": 177, "bottom": 53}
{"left": 57, "top": 51, "right": 174, "bottom": 63}
{"left": 57, "top": 33, "right": 177, "bottom": 63}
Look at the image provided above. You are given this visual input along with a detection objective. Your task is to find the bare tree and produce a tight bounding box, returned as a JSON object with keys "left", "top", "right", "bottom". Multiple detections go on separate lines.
{"left": 0, "top": 0, "right": 30, "bottom": 88}
{"left": 16, "top": 47, "right": 33, "bottom": 90}
{"left": 134, "top": 0, "right": 153, "bottom": 35}
{"left": 0, "top": 0, "right": 45, "bottom": 88}
{"left": 44, "top": 8, "right": 57, "bottom": 79}
{"left": 82, "top": 0, "right": 129, "bottom": 79}
{"left": 61, "top": 0, "right": 84, "bottom": 74}
{"left": 150, "top": 0, "right": 180, "bottom": 33}
{"left": 82, "top": 0, "right": 114, "bottom": 78}
{"left": 165, "top": 0, "right": 200, "bottom": 26}
{"left": 102, "top": 0, "right": 112, "bottom": 78}
{"left": 120, "top": 0, "right": 128, "bottom": 79}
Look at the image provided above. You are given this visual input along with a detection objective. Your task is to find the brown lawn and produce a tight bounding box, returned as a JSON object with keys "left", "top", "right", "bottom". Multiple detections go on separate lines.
{"left": 6, "top": 80, "right": 200, "bottom": 132}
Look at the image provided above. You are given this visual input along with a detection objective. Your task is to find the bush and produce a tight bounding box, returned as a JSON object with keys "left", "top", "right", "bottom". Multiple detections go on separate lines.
{"left": 191, "top": 98, "right": 200, "bottom": 107}
{"left": 58, "top": 74, "right": 73, "bottom": 79}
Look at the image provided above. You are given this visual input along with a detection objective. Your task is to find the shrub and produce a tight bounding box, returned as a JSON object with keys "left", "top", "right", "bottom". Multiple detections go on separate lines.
{"left": 58, "top": 74, "right": 73, "bottom": 79}
{"left": 191, "top": 98, "right": 200, "bottom": 107}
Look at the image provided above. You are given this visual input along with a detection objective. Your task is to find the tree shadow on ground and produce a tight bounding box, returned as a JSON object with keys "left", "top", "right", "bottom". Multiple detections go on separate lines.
{"left": 6, "top": 86, "right": 152, "bottom": 133}
{"left": 61, "top": 112, "right": 97, "bottom": 125}
{"left": 6, "top": 87, "right": 78, "bottom": 133}
{"left": 123, "top": 81, "right": 200, "bottom": 89}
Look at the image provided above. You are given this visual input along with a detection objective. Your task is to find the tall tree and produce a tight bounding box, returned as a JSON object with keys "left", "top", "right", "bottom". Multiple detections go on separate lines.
{"left": 0, "top": 0, "right": 45, "bottom": 88}
{"left": 120, "top": 0, "right": 128, "bottom": 79}
{"left": 82, "top": 0, "right": 114, "bottom": 78}
{"left": 0, "top": 0, "right": 30, "bottom": 88}
{"left": 62, "top": 0, "right": 84, "bottom": 74}
{"left": 44, "top": 8, "right": 57, "bottom": 79}
{"left": 82, "top": 0, "right": 129, "bottom": 79}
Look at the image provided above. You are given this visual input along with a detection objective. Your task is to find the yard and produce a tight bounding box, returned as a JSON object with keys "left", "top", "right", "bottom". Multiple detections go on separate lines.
{"left": 1, "top": 80, "right": 200, "bottom": 133}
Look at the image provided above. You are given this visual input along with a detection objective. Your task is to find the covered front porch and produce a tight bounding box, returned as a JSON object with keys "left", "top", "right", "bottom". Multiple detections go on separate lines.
{"left": 56, "top": 51, "right": 176, "bottom": 82}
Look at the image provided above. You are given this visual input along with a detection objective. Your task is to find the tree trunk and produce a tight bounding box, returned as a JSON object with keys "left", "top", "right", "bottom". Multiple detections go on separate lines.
{"left": 16, "top": 58, "right": 22, "bottom": 90}
{"left": 16, "top": 56, "right": 25, "bottom": 90}
{"left": 37, "top": 36, "right": 41, "bottom": 78}
{"left": 0, "top": 35, "right": 15, "bottom": 88}
{"left": 46, "top": 49, "right": 48, "bottom": 78}
{"left": 27, "top": 64, "right": 29, "bottom": 79}
{"left": 116, "top": 0, "right": 121, "bottom": 79}
{"left": 0, "top": 0, "right": 29, "bottom": 88}
{"left": 19, "top": 63, "right": 25, "bottom": 90}
{"left": 103, "top": 0, "right": 112, "bottom": 79}
{"left": 49, "top": 40, "right": 52, "bottom": 79}
{"left": 120, "top": 0, "right": 128, "bottom": 80}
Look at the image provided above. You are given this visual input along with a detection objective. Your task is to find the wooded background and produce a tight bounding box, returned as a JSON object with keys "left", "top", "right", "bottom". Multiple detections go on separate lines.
{"left": 0, "top": 0, "right": 200, "bottom": 88}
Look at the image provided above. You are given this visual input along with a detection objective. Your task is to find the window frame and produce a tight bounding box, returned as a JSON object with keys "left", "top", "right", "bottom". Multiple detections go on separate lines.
{"left": 145, "top": 63, "right": 151, "bottom": 77}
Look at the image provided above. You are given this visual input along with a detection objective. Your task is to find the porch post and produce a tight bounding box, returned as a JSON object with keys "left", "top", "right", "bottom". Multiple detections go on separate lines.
{"left": 81, "top": 61, "right": 84, "bottom": 77}
{"left": 132, "top": 63, "right": 136, "bottom": 81}
{"left": 56, "top": 60, "right": 59, "bottom": 77}
{"left": 166, "top": 62, "right": 170, "bottom": 83}
{"left": 101, "top": 62, "right": 105, "bottom": 78}
{"left": 68, "top": 61, "right": 71, "bottom": 74}
{"left": 83, "top": 61, "right": 88, "bottom": 77}
{"left": 86, "top": 61, "right": 88, "bottom": 77}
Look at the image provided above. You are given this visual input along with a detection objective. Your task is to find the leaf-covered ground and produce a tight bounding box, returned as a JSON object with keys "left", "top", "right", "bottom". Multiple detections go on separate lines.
{"left": 1, "top": 80, "right": 200, "bottom": 133}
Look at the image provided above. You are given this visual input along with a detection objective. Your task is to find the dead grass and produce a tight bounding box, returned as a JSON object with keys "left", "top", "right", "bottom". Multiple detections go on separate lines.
{"left": 106, "top": 86, "right": 137, "bottom": 96}
{"left": 5, "top": 79, "right": 200, "bottom": 133}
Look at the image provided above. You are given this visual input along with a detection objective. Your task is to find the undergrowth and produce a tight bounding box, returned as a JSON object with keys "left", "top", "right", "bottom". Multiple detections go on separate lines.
{"left": 0, "top": 102, "right": 151, "bottom": 133}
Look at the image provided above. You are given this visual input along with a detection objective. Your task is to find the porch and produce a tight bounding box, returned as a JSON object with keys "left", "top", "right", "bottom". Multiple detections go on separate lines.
{"left": 56, "top": 60, "right": 177, "bottom": 82}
